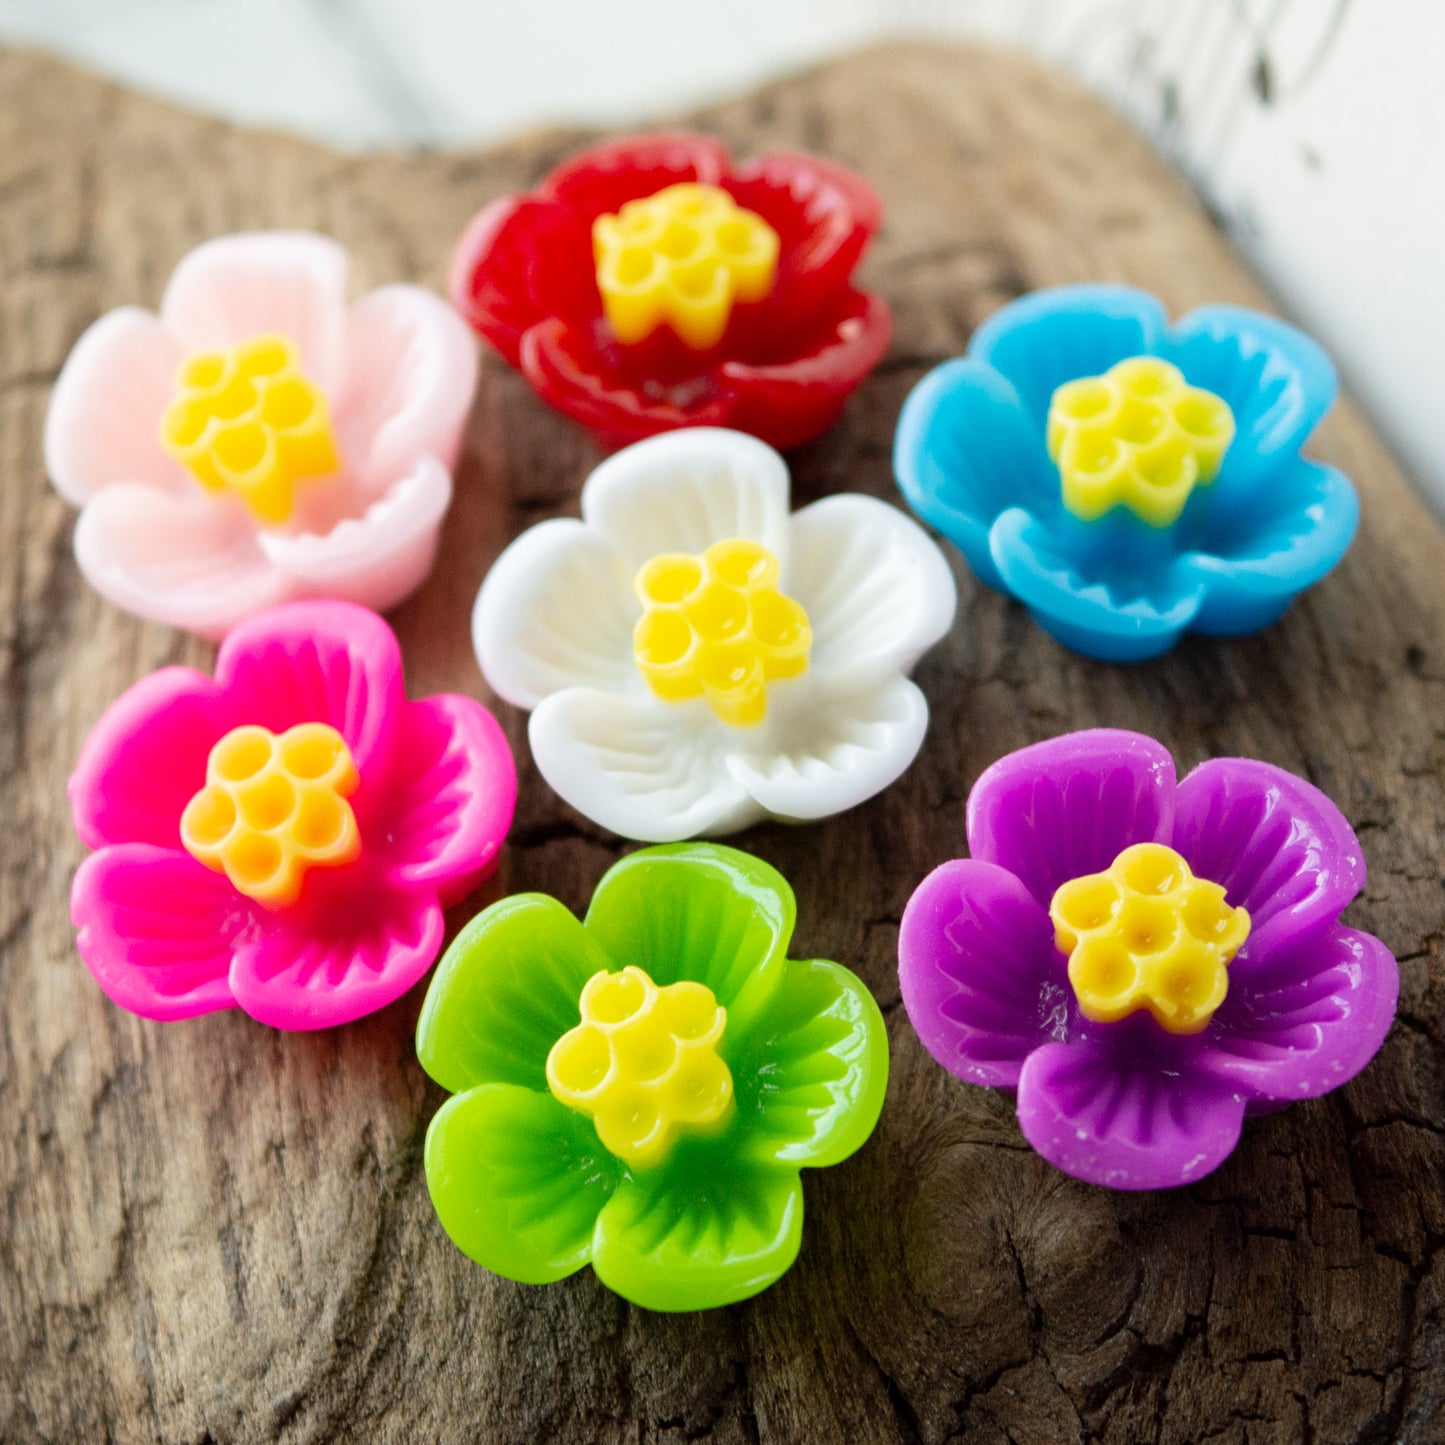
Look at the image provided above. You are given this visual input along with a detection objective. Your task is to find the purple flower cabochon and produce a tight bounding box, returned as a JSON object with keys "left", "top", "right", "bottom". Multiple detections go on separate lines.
{"left": 898, "top": 729, "right": 1398, "bottom": 1190}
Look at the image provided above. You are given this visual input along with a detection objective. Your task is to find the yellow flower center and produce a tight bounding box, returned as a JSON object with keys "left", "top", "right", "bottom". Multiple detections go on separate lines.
{"left": 547, "top": 966, "right": 735, "bottom": 1168}
{"left": 593, "top": 182, "right": 780, "bottom": 350}
{"left": 632, "top": 538, "right": 810, "bottom": 727}
{"left": 1050, "top": 843, "right": 1250, "bottom": 1035}
{"left": 180, "top": 722, "right": 360, "bottom": 909}
{"left": 1047, "top": 356, "right": 1235, "bottom": 527}
{"left": 159, "top": 333, "right": 341, "bottom": 526}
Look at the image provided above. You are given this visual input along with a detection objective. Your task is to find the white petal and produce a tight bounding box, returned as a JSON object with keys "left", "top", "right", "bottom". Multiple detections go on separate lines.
{"left": 726, "top": 674, "right": 930, "bottom": 820}
{"left": 788, "top": 494, "right": 957, "bottom": 690}
{"left": 472, "top": 518, "right": 638, "bottom": 709}
{"left": 580, "top": 428, "right": 790, "bottom": 567}
{"left": 529, "top": 690, "right": 758, "bottom": 842}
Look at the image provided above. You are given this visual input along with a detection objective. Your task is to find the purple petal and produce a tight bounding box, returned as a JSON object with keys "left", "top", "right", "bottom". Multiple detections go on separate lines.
{"left": 966, "top": 729, "right": 1176, "bottom": 907}
{"left": 1172, "top": 758, "right": 1365, "bottom": 957}
{"left": 899, "top": 859, "right": 1068, "bottom": 1088}
{"left": 1017, "top": 1038, "right": 1245, "bottom": 1190}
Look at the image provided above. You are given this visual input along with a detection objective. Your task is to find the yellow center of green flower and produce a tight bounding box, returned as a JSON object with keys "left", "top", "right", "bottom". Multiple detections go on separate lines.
{"left": 592, "top": 183, "right": 780, "bottom": 349}
{"left": 180, "top": 722, "right": 360, "bottom": 909}
{"left": 632, "top": 538, "right": 810, "bottom": 728}
{"left": 1047, "top": 356, "right": 1235, "bottom": 527}
{"left": 546, "top": 965, "right": 735, "bottom": 1168}
{"left": 159, "top": 333, "right": 340, "bottom": 526}
{"left": 1050, "top": 843, "right": 1250, "bottom": 1034}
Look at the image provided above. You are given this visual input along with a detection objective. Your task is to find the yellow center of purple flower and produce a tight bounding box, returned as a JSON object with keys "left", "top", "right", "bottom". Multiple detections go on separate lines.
{"left": 1050, "top": 843, "right": 1250, "bottom": 1034}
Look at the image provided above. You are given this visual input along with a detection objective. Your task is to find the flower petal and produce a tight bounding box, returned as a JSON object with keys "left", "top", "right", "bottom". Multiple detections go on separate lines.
{"left": 69, "top": 665, "right": 230, "bottom": 850}
{"left": 590, "top": 1163, "right": 803, "bottom": 1312}
{"left": 579, "top": 427, "right": 790, "bottom": 567}
{"left": 381, "top": 695, "right": 516, "bottom": 902}
{"left": 718, "top": 288, "right": 892, "bottom": 450}
{"left": 898, "top": 859, "right": 1068, "bottom": 1089}
{"left": 425, "top": 1083, "right": 621, "bottom": 1285}
{"left": 73, "top": 485, "right": 286, "bottom": 640}
{"left": 529, "top": 689, "right": 754, "bottom": 842}
{"left": 1160, "top": 304, "right": 1337, "bottom": 482}
{"left": 228, "top": 872, "right": 443, "bottom": 1030}
{"left": 471, "top": 518, "right": 637, "bottom": 709}
{"left": 159, "top": 232, "right": 349, "bottom": 394}
{"left": 583, "top": 843, "right": 794, "bottom": 1037}
{"left": 966, "top": 728, "right": 1176, "bottom": 909}
{"left": 735, "top": 958, "right": 888, "bottom": 1168}
{"left": 541, "top": 132, "right": 730, "bottom": 217}
{"left": 726, "top": 674, "right": 930, "bottom": 822}
{"left": 71, "top": 845, "right": 242, "bottom": 1021}
{"left": 970, "top": 284, "right": 1168, "bottom": 431}
{"left": 417, "top": 894, "right": 615, "bottom": 1095}
{"left": 1202, "top": 924, "right": 1398, "bottom": 1103}
{"left": 989, "top": 507, "right": 1205, "bottom": 661}
{"left": 788, "top": 493, "right": 956, "bottom": 691}
{"left": 336, "top": 285, "right": 479, "bottom": 488}
{"left": 1016, "top": 1039, "right": 1246, "bottom": 1190}
{"left": 1171, "top": 756, "right": 1366, "bottom": 958}
{"left": 893, "top": 357, "right": 1057, "bottom": 592}
{"left": 257, "top": 455, "right": 452, "bottom": 615}
{"left": 45, "top": 307, "right": 187, "bottom": 505}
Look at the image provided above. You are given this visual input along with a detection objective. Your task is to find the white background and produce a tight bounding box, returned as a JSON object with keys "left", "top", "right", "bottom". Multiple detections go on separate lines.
{"left": 2, "top": 0, "right": 1439, "bottom": 511}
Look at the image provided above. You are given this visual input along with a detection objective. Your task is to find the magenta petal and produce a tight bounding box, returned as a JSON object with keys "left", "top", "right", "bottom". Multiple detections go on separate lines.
{"left": 71, "top": 846, "right": 243, "bottom": 1021}
{"left": 899, "top": 860, "right": 1067, "bottom": 1087}
{"left": 1203, "top": 924, "right": 1399, "bottom": 1104}
{"left": 1016, "top": 1039, "right": 1245, "bottom": 1190}
{"left": 1172, "top": 757, "right": 1366, "bottom": 956}
{"left": 383, "top": 695, "right": 517, "bottom": 903}
{"left": 966, "top": 729, "right": 1176, "bottom": 907}
{"left": 69, "top": 666, "right": 231, "bottom": 850}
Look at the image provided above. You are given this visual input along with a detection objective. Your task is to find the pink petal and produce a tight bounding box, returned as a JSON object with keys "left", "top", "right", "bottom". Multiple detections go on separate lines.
{"left": 69, "top": 665, "right": 232, "bottom": 850}
{"left": 159, "top": 232, "right": 348, "bottom": 395}
{"left": 966, "top": 729, "right": 1177, "bottom": 909}
{"left": 71, "top": 845, "right": 243, "bottom": 1021}
{"left": 382, "top": 695, "right": 517, "bottom": 903}
{"left": 73, "top": 485, "right": 286, "bottom": 640}
{"left": 45, "top": 307, "right": 188, "bottom": 504}
{"left": 336, "top": 285, "right": 479, "bottom": 494}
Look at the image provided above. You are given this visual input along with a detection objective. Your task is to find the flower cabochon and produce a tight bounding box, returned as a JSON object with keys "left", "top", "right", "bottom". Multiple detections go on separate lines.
{"left": 473, "top": 427, "right": 958, "bottom": 842}
{"left": 894, "top": 285, "right": 1359, "bottom": 661}
{"left": 70, "top": 601, "right": 517, "bottom": 1030}
{"left": 450, "top": 132, "right": 891, "bottom": 450}
{"left": 416, "top": 843, "right": 888, "bottom": 1311}
{"left": 46, "top": 232, "right": 479, "bottom": 639}
{"left": 898, "top": 729, "right": 1398, "bottom": 1190}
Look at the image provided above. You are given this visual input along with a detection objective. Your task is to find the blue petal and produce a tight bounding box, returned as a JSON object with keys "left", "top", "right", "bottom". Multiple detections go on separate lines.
{"left": 1179, "top": 458, "right": 1358, "bottom": 635}
{"left": 893, "top": 357, "right": 1053, "bottom": 592}
{"left": 989, "top": 507, "right": 1205, "bottom": 662}
{"left": 1160, "top": 305, "right": 1337, "bottom": 488}
{"left": 969, "top": 285, "right": 1168, "bottom": 431}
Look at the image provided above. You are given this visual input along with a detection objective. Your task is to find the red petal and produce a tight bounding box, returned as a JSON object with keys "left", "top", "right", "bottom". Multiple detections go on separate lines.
{"left": 542, "top": 132, "right": 731, "bottom": 217}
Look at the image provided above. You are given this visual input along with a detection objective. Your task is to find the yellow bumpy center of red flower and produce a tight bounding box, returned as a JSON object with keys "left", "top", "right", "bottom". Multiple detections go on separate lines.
{"left": 546, "top": 965, "right": 735, "bottom": 1168}
{"left": 180, "top": 723, "right": 360, "bottom": 909}
{"left": 159, "top": 333, "right": 341, "bottom": 526}
{"left": 1050, "top": 843, "right": 1250, "bottom": 1034}
{"left": 593, "top": 183, "right": 780, "bottom": 349}
{"left": 1047, "top": 356, "right": 1235, "bottom": 527}
{"left": 632, "top": 538, "right": 810, "bottom": 727}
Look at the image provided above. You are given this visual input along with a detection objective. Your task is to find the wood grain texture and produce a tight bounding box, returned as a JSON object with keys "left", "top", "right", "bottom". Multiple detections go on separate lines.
{"left": 1, "top": 40, "right": 1442, "bottom": 1445}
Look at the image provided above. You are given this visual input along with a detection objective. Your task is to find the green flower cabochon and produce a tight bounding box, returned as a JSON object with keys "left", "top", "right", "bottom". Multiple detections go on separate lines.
{"left": 416, "top": 843, "right": 889, "bottom": 1312}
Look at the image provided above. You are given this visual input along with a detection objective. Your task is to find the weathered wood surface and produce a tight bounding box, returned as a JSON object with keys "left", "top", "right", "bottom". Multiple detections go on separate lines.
{"left": 1, "top": 40, "right": 1442, "bottom": 1445}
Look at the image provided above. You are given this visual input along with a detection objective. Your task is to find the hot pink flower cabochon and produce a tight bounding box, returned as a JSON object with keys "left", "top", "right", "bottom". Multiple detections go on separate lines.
{"left": 46, "top": 232, "right": 479, "bottom": 639}
{"left": 69, "top": 600, "right": 517, "bottom": 1030}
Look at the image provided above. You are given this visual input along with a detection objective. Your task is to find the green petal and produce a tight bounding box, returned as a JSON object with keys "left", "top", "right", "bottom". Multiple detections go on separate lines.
{"left": 416, "top": 894, "right": 614, "bottom": 1095}
{"left": 583, "top": 844, "right": 794, "bottom": 1039}
{"left": 732, "top": 958, "right": 889, "bottom": 1168}
{"left": 591, "top": 1161, "right": 803, "bottom": 1311}
{"left": 424, "top": 1084, "right": 621, "bottom": 1285}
